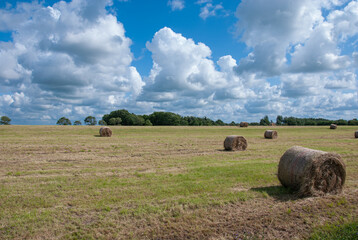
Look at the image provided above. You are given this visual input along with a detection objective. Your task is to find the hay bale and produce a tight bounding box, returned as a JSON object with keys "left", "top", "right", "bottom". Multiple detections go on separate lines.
{"left": 330, "top": 124, "right": 337, "bottom": 129}
{"left": 240, "top": 122, "right": 249, "bottom": 127}
{"left": 355, "top": 131, "right": 358, "bottom": 138}
{"left": 278, "top": 146, "right": 346, "bottom": 197}
{"left": 264, "top": 130, "right": 278, "bottom": 139}
{"left": 224, "top": 135, "right": 247, "bottom": 151}
{"left": 99, "top": 127, "right": 112, "bottom": 137}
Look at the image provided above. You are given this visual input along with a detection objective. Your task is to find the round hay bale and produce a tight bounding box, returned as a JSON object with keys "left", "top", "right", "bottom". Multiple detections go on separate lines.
{"left": 278, "top": 146, "right": 346, "bottom": 197}
{"left": 99, "top": 127, "right": 112, "bottom": 137}
{"left": 355, "top": 131, "right": 358, "bottom": 138}
{"left": 240, "top": 122, "right": 249, "bottom": 127}
{"left": 224, "top": 135, "right": 247, "bottom": 151}
{"left": 330, "top": 124, "right": 337, "bottom": 129}
{"left": 264, "top": 130, "right": 278, "bottom": 139}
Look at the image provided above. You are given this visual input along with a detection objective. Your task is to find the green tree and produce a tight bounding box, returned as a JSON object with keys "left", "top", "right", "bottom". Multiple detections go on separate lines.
{"left": 285, "top": 117, "right": 297, "bottom": 126}
{"left": 215, "top": 119, "right": 225, "bottom": 126}
{"left": 276, "top": 115, "right": 283, "bottom": 125}
{"left": 260, "top": 115, "right": 270, "bottom": 126}
{"left": 74, "top": 120, "right": 82, "bottom": 125}
{"left": 57, "top": 117, "right": 71, "bottom": 125}
{"left": 336, "top": 119, "right": 348, "bottom": 125}
{"left": 103, "top": 109, "right": 144, "bottom": 126}
{"left": 0, "top": 116, "right": 11, "bottom": 125}
{"left": 348, "top": 119, "right": 358, "bottom": 125}
{"left": 84, "top": 116, "right": 97, "bottom": 125}
{"left": 108, "top": 117, "right": 122, "bottom": 125}
{"left": 98, "top": 120, "right": 106, "bottom": 126}
{"left": 149, "top": 112, "right": 182, "bottom": 126}
{"left": 144, "top": 119, "right": 153, "bottom": 126}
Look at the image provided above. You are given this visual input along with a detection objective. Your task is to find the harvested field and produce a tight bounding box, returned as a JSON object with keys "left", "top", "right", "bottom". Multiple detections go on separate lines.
{"left": 0, "top": 125, "right": 357, "bottom": 239}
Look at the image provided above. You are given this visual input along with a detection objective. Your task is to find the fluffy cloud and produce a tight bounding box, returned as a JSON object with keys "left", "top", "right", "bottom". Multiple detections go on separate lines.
{"left": 0, "top": 0, "right": 357, "bottom": 124}
{"left": 235, "top": 0, "right": 356, "bottom": 76}
{"left": 229, "top": 0, "right": 358, "bottom": 120}
{"left": 167, "top": 0, "right": 185, "bottom": 11}
{"left": 143, "top": 27, "right": 226, "bottom": 96}
{"left": 199, "top": 3, "right": 224, "bottom": 20}
{"left": 0, "top": 0, "right": 144, "bottom": 124}
{"left": 139, "top": 19, "right": 357, "bottom": 122}
{"left": 140, "top": 27, "right": 283, "bottom": 121}
{"left": 235, "top": 0, "right": 324, "bottom": 75}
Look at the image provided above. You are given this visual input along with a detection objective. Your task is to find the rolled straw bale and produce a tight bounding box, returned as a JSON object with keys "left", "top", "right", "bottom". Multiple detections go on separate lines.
{"left": 240, "top": 122, "right": 249, "bottom": 127}
{"left": 330, "top": 124, "right": 337, "bottom": 129}
{"left": 278, "top": 146, "right": 346, "bottom": 197}
{"left": 264, "top": 130, "right": 278, "bottom": 139}
{"left": 355, "top": 131, "right": 358, "bottom": 138}
{"left": 99, "top": 127, "right": 112, "bottom": 137}
{"left": 224, "top": 135, "right": 247, "bottom": 151}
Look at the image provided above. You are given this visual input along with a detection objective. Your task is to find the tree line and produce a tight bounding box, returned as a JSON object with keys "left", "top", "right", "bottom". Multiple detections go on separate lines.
{"left": 56, "top": 111, "right": 358, "bottom": 126}
{"left": 56, "top": 116, "right": 106, "bottom": 126}
{"left": 101, "top": 109, "right": 228, "bottom": 126}
{"left": 255, "top": 115, "right": 358, "bottom": 126}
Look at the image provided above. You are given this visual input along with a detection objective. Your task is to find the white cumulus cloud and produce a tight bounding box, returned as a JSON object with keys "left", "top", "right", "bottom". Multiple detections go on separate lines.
{"left": 0, "top": 0, "right": 144, "bottom": 124}
{"left": 168, "top": 0, "right": 185, "bottom": 11}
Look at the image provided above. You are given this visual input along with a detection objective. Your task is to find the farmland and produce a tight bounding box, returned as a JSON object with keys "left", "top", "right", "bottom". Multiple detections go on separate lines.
{"left": 0, "top": 125, "right": 357, "bottom": 239}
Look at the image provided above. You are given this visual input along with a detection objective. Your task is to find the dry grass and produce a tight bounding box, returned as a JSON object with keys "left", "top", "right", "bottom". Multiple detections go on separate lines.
{"left": 0, "top": 125, "right": 357, "bottom": 239}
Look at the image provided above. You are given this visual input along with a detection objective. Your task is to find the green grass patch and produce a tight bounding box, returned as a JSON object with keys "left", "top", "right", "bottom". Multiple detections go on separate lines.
{"left": 310, "top": 220, "right": 358, "bottom": 240}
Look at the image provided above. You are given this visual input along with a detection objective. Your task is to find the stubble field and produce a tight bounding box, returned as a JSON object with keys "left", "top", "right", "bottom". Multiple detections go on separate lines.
{"left": 0, "top": 125, "right": 357, "bottom": 239}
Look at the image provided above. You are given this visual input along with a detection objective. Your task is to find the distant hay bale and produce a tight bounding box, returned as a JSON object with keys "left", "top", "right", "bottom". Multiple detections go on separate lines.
{"left": 270, "top": 123, "right": 276, "bottom": 126}
{"left": 330, "top": 124, "right": 337, "bottom": 129}
{"left": 355, "top": 131, "right": 358, "bottom": 138}
{"left": 240, "top": 122, "right": 249, "bottom": 127}
{"left": 99, "top": 127, "right": 112, "bottom": 137}
{"left": 264, "top": 130, "right": 278, "bottom": 139}
{"left": 278, "top": 146, "right": 346, "bottom": 197}
{"left": 224, "top": 135, "right": 247, "bottom": 151}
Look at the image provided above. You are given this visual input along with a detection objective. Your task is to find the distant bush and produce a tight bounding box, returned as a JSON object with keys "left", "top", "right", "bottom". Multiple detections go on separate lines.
{"left": 0, "top": 116, "right": 11, "bottom": 125}
{"left": 57, "top": 117, "right": 71, "bottom": 125}
{"left": 74, "top": 120, "right": 82, "bottom": 125}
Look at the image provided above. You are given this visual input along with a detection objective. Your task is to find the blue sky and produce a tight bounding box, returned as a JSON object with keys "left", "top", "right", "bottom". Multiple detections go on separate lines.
{"left": 0, "top": 0, "right": 357, "bottom": 125}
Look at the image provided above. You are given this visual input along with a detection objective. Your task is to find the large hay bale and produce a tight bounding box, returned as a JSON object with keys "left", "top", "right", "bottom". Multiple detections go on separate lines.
{"left": 278, "top": 146, "right": 346, "bottom": 197}
{"left": 224, "top": 135, "right": 247, "bottom": 151}
{"left": 355, "top": 131, "right": 358, "bottom": 138}
{"left": 330, "top": 124, "right": 337, "bottom": 129}
{"left": 99, "top": 127, "right": 112, "bottom": 137}
{"left": 240, "top": 122, "right": 249, "bottom": 127}
{"left": 264, "top": 130, "right": 278, "bottom": 139}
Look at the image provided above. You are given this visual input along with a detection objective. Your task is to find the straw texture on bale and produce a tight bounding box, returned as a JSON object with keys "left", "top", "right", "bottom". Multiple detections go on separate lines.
{"left": 278, "top": 146, "right": 346, "bottom": 197}
{"left": 330, "top": 124, "right": 337, "bottom": 129}
{"left": 240, "top": 122, "right": 249, "bottom": 127}
{"left": 99, "top": 127, "right": 112, "bottom": 137}
{"left": 264, "top": 130, "right": 278, "bottom": 139}
{"left": 355, "top": 131, "right": 358, "bottom": 138}
{"left": 224, "top": 135, "right": 247, "bottom": 151}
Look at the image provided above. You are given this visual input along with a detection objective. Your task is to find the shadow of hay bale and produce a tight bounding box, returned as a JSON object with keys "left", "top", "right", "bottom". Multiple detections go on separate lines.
{"left": 250, "top": 186, "right": 297, "bottom": 201}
